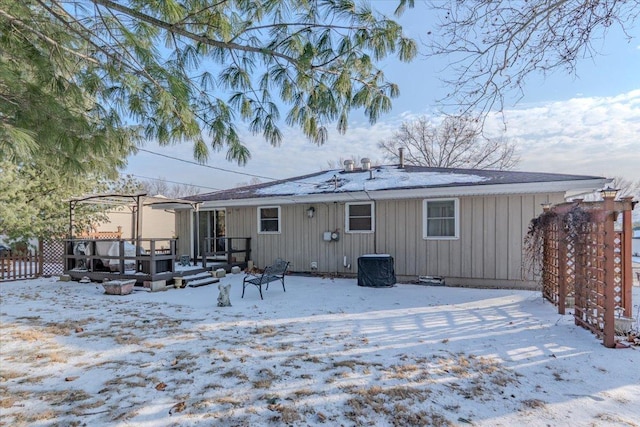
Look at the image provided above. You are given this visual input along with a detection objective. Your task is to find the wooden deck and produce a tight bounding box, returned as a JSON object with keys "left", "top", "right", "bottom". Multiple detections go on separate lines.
{"left": 64, "top": 238, "right": 208, "bottom": 284}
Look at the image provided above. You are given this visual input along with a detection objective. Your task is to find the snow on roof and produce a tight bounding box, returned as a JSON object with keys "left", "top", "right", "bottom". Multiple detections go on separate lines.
{"left": 255, "top": 166, "right": 488, "bottom": 196}
{"left": 183, "top": 165, "right": 607, "bottom": 204}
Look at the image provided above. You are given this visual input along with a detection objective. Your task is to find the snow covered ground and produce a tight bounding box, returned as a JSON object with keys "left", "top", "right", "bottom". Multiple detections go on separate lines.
{"left": 1, "top": 275, "right": 639, "bottom": 426}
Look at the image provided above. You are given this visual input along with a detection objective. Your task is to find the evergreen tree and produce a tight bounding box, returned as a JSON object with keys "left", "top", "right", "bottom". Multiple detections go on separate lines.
{"left": 1, "top": 0, "right": 417, "bottom": 168}
{"left": 0, "top": 160, "right": 142, "bottom": 242}
{"left": 0, "top": 0, "right": 416, "bottom": 241}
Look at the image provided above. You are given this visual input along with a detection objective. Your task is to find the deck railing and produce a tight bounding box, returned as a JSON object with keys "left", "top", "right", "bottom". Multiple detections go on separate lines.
{"left": 201, "top": 237, "right": 251, "bottom": 269}
{"left": 64, "top": 238, "right": 177, "bottom": 276}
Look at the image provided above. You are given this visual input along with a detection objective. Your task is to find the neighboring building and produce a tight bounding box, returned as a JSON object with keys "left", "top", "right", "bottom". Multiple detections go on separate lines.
{"left": 633, "top": 229, "right": 640, "bottom": 258}
{"left": 93, "top": 195, "right": 176, "bottom": 241}
{"left": 160, "top": 163, "right": 610, "bottom": 289}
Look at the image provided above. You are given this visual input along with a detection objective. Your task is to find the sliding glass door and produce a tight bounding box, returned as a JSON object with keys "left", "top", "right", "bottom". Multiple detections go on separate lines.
{"left": 194, "top": 210, "right": 226, "bottom": 259}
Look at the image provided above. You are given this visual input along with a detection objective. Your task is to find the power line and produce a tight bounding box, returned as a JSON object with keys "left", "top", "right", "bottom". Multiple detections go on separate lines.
{"left": 135, "top": 147, "right": 362, "bottom": 191}
{"left": 127, "top": 174, "right": 222, "bottom": 191}
{"left": 136, "top": 148, "right": 280, "bottom": 181}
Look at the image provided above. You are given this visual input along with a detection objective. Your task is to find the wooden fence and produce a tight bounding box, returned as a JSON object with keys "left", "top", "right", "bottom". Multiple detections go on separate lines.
{"left": 0, "top": 240, "right": 65, "bottom": 282}
{"left": 1, "top": 249, "right": 41, "bottom": 281}
{"left": 79, "top": 226, "right": 123, "bottom": 240}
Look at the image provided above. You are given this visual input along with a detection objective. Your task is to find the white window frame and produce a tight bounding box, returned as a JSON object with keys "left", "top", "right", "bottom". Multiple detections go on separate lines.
{"left": 423, "top": 198, "right": 459, "bottom": 240}
{"left": 257, "top": 206, "right": 281, "bottom": 234}
{"left": 345, "top": 202, "right": 375, "bottom": 233}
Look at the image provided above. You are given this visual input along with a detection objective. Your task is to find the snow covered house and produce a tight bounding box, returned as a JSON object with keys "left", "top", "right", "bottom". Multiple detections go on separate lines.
{"left": 162, "top": 162, "right": 609, "bottom": 289}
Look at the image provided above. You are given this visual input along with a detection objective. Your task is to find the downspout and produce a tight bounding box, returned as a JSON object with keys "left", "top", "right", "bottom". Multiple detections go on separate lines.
{"left": 68, "top": 200, "right": 76, "bottom": 238}
{"left": 364, "top": 191, "right": 377, "bottom": 254}
{"left": 334, "top": 201, "right": 338, "bottom": 273}
{"left": 363, "top": 179, "right": 377, "bottom": 254}
{"left": 130, "top": 205, "right": 136, "bottom": 240}
{"left": 136, "top": 194, "right": 143, "bottom": 260}
{"left": 194, "top": 204, "right": 200, "bottom": 265}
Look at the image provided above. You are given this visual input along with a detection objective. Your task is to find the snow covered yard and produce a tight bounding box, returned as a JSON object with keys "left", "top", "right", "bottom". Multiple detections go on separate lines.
{"left": 1, "top": 275, "right": 638, "bottom": 427}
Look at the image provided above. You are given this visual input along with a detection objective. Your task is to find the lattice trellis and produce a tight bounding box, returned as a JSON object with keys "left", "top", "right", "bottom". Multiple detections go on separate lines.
{"left": 565, "top": 238, "right": 576, "bottom": 301}
{"left": 613, "top": 233, "right": 624, "bottom": 313}
{"left": 541, "top": 217, "right": 576, "bottom": 310}
{"left": 573, "top": 221, "right": 606, "bottom": 337}
{"left": 536, "top": 198, "right": 636, "bottom": 348}
{"left": 542, "top": 220, "right": 560, "bottom": 305}
{"left": 41, "top": 240, "right": 65, "bottom": 277}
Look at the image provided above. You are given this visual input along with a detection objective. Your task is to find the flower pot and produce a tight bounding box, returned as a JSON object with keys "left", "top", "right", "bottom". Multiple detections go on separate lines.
{"left": 102, "top": 279, "right": 136, "bottom": 295}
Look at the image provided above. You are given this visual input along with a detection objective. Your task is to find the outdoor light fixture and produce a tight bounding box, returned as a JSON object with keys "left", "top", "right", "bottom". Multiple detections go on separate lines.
{"left": 600, "top": 186, "right": 619, "bottom": 199}
{"left": 541, "top": 202, "right": 552, "bottom": 211}
{"left": 306, "top": 207, "right": 316, "bottom": 218}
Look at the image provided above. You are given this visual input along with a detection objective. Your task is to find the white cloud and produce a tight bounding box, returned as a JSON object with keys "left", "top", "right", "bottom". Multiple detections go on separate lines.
{"left": 125, "top": 90, "right": 640, "bottom": 190}
{"left": 488, "top": 90, "right": 640, "bottom": 180}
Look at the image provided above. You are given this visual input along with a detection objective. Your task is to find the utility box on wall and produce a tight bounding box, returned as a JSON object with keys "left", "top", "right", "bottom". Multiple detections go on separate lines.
{"left": 357, "top": 254, "right": 396, "bottom": 288}
{"left": 323, "top": 231, "right": 340, "bottom": 242}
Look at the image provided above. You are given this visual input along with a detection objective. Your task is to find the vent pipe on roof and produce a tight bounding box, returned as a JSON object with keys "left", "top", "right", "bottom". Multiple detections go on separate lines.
{"left": 361, "top": 158, "right": 371, "bottom": 171}
{"left": 344, "top": 159, "right": 354, "bottom": 172}
{"left": 399, "top": 147, "right": 405, "bottom": 169}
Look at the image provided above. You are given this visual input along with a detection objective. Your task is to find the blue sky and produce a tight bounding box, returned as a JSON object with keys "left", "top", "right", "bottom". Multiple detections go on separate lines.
{"left": 125, "top": 3, "right": 640, "bottom": 191}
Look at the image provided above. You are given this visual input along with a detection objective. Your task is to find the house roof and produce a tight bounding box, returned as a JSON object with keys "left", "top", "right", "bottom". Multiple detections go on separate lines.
{"left": 176, "top": 165, "right": 608, "bottom": 208}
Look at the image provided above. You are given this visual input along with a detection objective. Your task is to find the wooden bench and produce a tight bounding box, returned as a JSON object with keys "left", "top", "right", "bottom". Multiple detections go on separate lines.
{"left": 242, "top": 259, "right": 289, "bottom": 300}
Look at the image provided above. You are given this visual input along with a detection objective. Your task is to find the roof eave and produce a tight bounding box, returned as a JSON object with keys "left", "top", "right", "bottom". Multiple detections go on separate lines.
{"left": 188, "top": 178, "right": 609, "bottom": 209}
{"left": 150, "top": 201, "right": 201, "bottom": 210}
{"left": 368, "top": 178, "right": 611, "bottom": 200}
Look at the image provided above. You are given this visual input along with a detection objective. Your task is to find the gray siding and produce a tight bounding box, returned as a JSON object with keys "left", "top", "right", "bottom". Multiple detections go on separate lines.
{"left": 180, "top": 191, "right": 565, "bottom": 288}
{"left": 375, "top": 193, "right": 564, "bottom": 285}
{"left": 175, "top": 210, "right": 191, "bottom": 257}
{"left": 228, "top": 203, "right": 374, "bottom": 273}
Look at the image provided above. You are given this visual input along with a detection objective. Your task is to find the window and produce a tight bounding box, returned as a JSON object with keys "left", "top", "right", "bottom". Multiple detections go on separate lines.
{"left": 258, "top": 206, "right": 280, "bottom": 233}
{"left": 346, "top": 202, "right": 374, "bottom": 232}
{"left": 423, "top": 199, "right": 459, "bottom": 239}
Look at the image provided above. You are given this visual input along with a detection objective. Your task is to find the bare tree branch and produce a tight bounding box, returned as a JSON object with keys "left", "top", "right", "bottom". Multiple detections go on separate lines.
{"left": 378, "top": 115, "right": 519, "bottom": 170}
{"left": 425, "top": 0, "right": 639, "bottom": 117}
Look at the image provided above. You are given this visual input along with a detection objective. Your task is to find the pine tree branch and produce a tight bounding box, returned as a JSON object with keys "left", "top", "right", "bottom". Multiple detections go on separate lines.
{"left": 89, "top": 0, "right": 303, "bottom": 67}
{"left": 0, "top": 7, "right": 100, "bottom": 65}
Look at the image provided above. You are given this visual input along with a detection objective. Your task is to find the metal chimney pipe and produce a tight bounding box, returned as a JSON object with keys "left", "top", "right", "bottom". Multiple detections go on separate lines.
{"left": 361, "top": 158, "right": 371, "bottom": 171}
{"left": 343, "top": 159, "right": 354, "bottom": 172}
{"left": 399, "top": 147, "right": 404, "bottom": 168}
